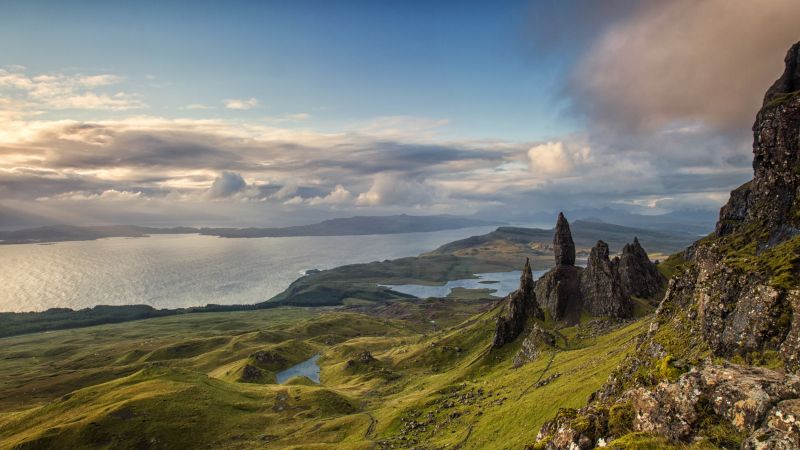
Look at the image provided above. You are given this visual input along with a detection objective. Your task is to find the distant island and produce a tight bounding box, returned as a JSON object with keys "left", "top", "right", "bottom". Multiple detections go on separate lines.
{"left": 0, "top": 214, "right": 500, "bottom": 245}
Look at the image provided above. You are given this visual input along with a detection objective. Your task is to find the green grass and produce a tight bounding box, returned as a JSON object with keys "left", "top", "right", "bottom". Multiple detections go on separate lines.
{"left": 0, "top": 292, "right": 652, "bottom": 449}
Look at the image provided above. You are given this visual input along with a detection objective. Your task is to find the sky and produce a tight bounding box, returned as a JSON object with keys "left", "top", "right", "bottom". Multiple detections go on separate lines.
{"left": 0, "top": 0, "right": 798, "bottom": 227}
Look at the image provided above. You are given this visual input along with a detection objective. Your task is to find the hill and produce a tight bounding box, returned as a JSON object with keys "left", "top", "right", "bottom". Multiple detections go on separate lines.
{"left": 0, "top": 214, "right": 498, "bottom": 244}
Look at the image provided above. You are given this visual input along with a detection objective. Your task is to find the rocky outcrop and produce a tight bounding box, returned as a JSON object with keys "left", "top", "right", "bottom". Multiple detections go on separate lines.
{"left": 513, "top": 324, "right": 556, "bottom": 367}
{"left": 615, "top": 237, "right": 665, "bottom": 299}
{"left": 346, "top": 350, "right": 377, "bottom": 368}
{"left": 241, "top": 364, "right": 264, "bottom": 382}
{"left": 492, "top": 258, "right": 544, "bottom": 347}
{"left": 743, "top": 398, "right": 800, "bottom": 449}
{"left": 580, "top": 240, "right": 630, "bottom": 317}
{"left": 720, "top": 41, "right": 800, "bottom": 239}
{"left": 533, "top": 363, "right": 800, "bottom": 449}
{"left": 533, "top": 41, "right": 800, "bottom": 450}
{"left": 535, "top": 213, "right": 583, "bottom": 323}
{"left": 535, "top": 266, "right": 582, "bottom": 323}
{"left": 553, "top": 212, "right": 576, "bottom": 266}
{"left": 624, "top": 364, "right": 800, "bottom": 442}
{"left": 716, "top": 180, "right": 753, "bottom": 236}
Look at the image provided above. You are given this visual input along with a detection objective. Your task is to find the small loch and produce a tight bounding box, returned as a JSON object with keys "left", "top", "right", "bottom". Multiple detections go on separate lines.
{"left": 380, "top": 269, "right": 549, "bottom": 299}
{"left": 276, "top": 354, "right": 321, "bottom": 384}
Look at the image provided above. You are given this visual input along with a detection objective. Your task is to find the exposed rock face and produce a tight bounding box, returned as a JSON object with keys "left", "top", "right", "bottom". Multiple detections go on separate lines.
{"left": 535, "top": 265, "right": 582, "bottom": 323}
{"left": 615, "top": 237, "right": 665, "bottom": 299}
{"left": 716, "top": 181, "right": 753, "bottom": 236}
{"left": 624, "top": 364, "right": 800, "bottom": 441}
{"left": 513, "top": 324, "right": 556, "bottom": 367}
{"left": 720, "top": 41, "right": 800, "bottom": 239}
{"left": 580, "top": 240, "right": 630, "bottom": 317}
{"left": 743, "top": 398, "right": 800, "bottom": 449}
{"left": 535, "top": 213, "right": 583, "bottom": 323}
{"left": 553, "top": 212, "right": 576, "bottom": 266}
{"left": 533, "top": 363, "right": 800, "bottom": 449}
{"left": 492, "top": 258, "right": 544, "bottom": 347}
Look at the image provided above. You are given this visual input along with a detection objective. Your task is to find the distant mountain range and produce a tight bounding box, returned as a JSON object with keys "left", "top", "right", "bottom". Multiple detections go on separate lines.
{"left": 0, "top": 215, "right": 500, "bottom": 245}
{"left": 522, "top": 207, "right": 717, "bottom": 235}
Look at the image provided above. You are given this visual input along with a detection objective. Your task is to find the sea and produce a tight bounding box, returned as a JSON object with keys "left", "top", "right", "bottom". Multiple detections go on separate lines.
{"left": 0, "top": 227, "right": 499, "bottom": 313}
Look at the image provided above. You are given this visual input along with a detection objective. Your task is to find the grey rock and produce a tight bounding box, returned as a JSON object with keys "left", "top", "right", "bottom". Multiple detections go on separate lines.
{"left": 743, "top": 398, "right": 800, "bottom": 450}
{"left": 492, "top": 258, "right": 544, "bottom": 347}
{"left": 554, "top": 212, "right": 576, "bottom": 266}
{"left": 616, "top": 237, "right": 665, "bottom": 299}
{"left": 513, "top": 324, "right": 556, "bottom": 367}
{"left": 535, "top": 265, "right": 582, "bottom": 324}
{"left": 580, "top": 240, "right": 631, "bottom": 318}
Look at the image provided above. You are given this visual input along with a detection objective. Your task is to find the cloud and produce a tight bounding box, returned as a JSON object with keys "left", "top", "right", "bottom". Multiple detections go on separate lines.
{"left": 224, "top": 97, "right": 260, "bottom": 110}
{"left": 287, "top": 113, "right": 311, "bottom": 121}
{"left": 207, "top": 171, "right": 247, "bottom": 198}
{"left": 307, "top": 185, "right": 353, "bottom": 206}
{"left": 527, "top": 141, "right": 590, "bottom": 176}
{"left": 347, "top": 115, "right": 450, "bottom": 139}
{"left": 43, "top": 189, "right": 146, "bottom": 202}
{"left": 185, "top": 103, "right": 213, "bottom": 110}
{"left": 356, "top": 174, "right": 435, "bottom": 206}
{"left": 570, "top": 0, "right": 800, "bottom": 132}
{"left": 0, "top": 68, "right": 145, "bottom": 111}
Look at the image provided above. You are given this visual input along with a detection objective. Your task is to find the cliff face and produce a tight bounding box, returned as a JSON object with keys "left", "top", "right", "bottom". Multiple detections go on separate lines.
{"left": 533, "top": 41, "right": 800, "bottom": 450}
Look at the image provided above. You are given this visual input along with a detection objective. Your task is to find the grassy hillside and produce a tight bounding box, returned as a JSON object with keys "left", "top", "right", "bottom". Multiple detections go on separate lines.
{"left": 427, "top": 220, "right": 697, "bottom": 262}
{"left": 0, "top": 295, "right": 651, "bottom": 449}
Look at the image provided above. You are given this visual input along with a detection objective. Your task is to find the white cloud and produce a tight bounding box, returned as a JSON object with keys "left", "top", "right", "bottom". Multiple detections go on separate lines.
{"left": 307, "top": 185, "right": 353, "bottom": 206}
{"left": 527, "top": 141, "right": 591, "bottom": 176}
{"left": 224, "top": 97, "right": 260, "bottom": 110}
{"left": 0, "top": 68, "right": 145, "bottom": 111}
{"left": 41, "top": 189, "right": 145, "bottom": 202}
{"left": 356, "top": 174, "right": 435, "bottom": 206}
{"left": 283, "top": 196, "right": 304, "bottom": 205}
{"left": 185, "top": 103, "right": 214, "bottom": 110}
{"left": 347, "top": 115, "right": 450, "bottom": 139}
{"left": 287, "top": 113, "right": 311, "bottom": 121}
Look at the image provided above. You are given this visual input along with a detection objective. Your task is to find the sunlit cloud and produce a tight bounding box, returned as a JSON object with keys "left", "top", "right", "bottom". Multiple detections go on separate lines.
{"left": 224, "top": 97, "right": 260, "bottom": 110}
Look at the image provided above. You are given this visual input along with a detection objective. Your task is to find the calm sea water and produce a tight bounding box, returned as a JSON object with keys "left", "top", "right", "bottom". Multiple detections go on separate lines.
{"left": 0, "top": 227, "right": 497, "bottom": 313}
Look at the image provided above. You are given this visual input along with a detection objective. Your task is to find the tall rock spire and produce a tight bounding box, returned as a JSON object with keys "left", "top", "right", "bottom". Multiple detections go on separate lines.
{"left": 492, "top": 257, "right": 544, "bottom": 348}
{"left": 580, "top": 240, "right": 631, "bottom": 317}
{"left": 553, "top": 212, "right": 576, "bottom": 266}
{"left": 534, "top": 213, "right": 582, "bottom": 323}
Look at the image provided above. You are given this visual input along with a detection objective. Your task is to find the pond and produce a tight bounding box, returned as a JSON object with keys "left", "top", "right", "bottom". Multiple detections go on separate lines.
{"left": 276, "top": 354, "right": 321, "bottom": 384}
{"left": 380, "top": 269, "right": 549, "bottom": 299}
